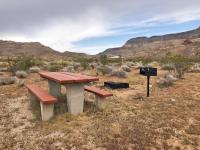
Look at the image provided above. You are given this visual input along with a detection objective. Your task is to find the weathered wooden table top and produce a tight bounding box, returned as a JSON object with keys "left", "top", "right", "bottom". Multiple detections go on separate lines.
{"left": 39, "top": 72, "right": 99, "bottom": 84}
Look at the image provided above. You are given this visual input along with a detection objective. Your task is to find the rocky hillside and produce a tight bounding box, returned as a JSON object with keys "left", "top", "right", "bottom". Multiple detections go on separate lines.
{"left": 101, "top": 27, "right": 200, "bottom": 58}
{"left": 0, "top": 40, "right": 89, "bottom": 59}
{"left": 0, "top": 40, "right": 63, "bottom": 58}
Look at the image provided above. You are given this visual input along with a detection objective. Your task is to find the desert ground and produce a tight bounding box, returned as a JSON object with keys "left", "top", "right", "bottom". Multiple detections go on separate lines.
{"left": 0, "top": 66, "right": 200, "bottom": 150}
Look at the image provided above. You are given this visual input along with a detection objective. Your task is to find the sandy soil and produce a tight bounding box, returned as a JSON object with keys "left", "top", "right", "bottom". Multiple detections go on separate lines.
{"left": 0, "top": 69, "right": 200, "bottom": 149}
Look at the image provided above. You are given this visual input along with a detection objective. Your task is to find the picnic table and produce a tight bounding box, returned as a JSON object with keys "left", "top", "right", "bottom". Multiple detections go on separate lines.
{"left": 39, "top": 72, "right": 99, "bottom": 114}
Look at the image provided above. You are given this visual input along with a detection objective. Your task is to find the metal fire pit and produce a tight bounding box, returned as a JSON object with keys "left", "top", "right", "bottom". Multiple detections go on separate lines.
{"left": 104, "top": 81, "right": 129, "bottom": 89}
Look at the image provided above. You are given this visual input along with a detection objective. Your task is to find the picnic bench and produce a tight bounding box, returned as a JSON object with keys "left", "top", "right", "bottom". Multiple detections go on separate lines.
{"left": 26, "top": 84, "right": 57, "bottom": 121}
{"left": 26, "top": 71, "right": 113, "bottom": 121}
{"left": 38, "top": 72, "right": 99, "bottom": 115}
{"left": 84, "top": 86, "right": 113, "bottom": 108}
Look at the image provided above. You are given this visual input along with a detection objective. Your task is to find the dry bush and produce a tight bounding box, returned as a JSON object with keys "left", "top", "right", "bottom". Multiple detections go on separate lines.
{"left": 0, "top": 77, "right": 16, "bottom": 85}
{"left": 111, "top": 70, "right": 128, "bottom": 78}
{"left": 8, "top": 56, "right": 40, "bottom": 74}
{"left": 157, "top": 74, "right": 177, "bottom": 87}
{"left": 96, "top": 65, "right": 113, "bottom": 75}
{"left": 61, "top": 66, "right": 75, "bottom": 72}
{"left": 16, "top": 79, "right": 26, "bottom": 87}
{"left": 47, "top": 64, "right": 62, "bottom": 72}
{"left": 0, "top": 67, "right": 8, "bottom": 72}
{"left": 15, "top": 71, "right": 28, "bottom": 78}
{"left": 121, "top": 65, "right": 131, "bottom": 72}
{"left": 174, "top": 63, "right": 190, "bottom": 79}
{"left": 29, "top": 66, "right": 40, "bottom": 73}
{"left": 73, "top": 63, "right": 81, "bottom": 70}
{"left": 161, "top": 63, "right": 174, "bottom": 72}
{"left": 189, "top": 63, "right": 200, "bottom": 73}
{"left": 126, "top": 62, "right": 135, "bottom": 68}
{"left": 99, "top": 54, "right": 108, "bottom": 65}
{"left": 160, "top": 55, "right": 192, "bottom": 78}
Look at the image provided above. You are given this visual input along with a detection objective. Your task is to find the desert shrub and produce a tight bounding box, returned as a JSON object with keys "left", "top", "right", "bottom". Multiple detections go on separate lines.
{"left": 96, "top": 65, "right": 113, "bottom": 75}
{"left": 190, "top": 63, "right": 200, "bottom": 73}
{"left": 161, "top": 63, "right": 174, "bottom": 72}
{"left": 61, "top": 66, "right": 75, "bottom": 72}
{"left": 75, "top": 58, "right": 90, "bottom": 69}
{"left": 8, "top": 55, "right": 39, "bottom": 74}
{"left": 157, "top": 74, "right": 177, "bottom": 87}
{"left": 0, "top": 77, "right": 16, "bottom": 85}
{"left": 0, "top": 62, "right": 8, "bottom": 68}
{"left": 160, "top": 55, "right": 192, "bottom": 78}
{"left": 174, "top": 63, "right": 190, "bottom": 78}
{"left": 131, "top": 61, "right": 143, "bottom": 69}
{"left": 90, "top": 63, "right": 98, "bottom": 69}
{"left": 0, "top": 67, "right": 8, "bottom": 72}
{"left": 121, "top": 65, "right": 131, "bottom": 72}
{"left": 15, "top": 71, "right": 28, "bottom": 78}
{"left": 111, "top": 70, "right": 128, "bottom": 78}
{"left": 73, "top": 63, "right": 81, "bottom": 70}
{"left": 126, "top": 62, "right": 135, "bottom": 68}
{"left": 47, "top": 64, "right": 62, "bottom": 71}
{"left": 99, "top": 55, "right": 108, "bottom": 65}
{"left": 16, "top": 79, "right": 26, "bottom": 87}
{"left": 29, "top": 66, "right": 40, "bottom": 73}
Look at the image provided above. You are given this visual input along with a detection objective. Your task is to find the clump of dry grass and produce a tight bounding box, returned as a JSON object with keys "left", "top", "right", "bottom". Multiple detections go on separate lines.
{"left": 29, "top": 66, "right": 40, "bottom": 73}
{"left": 121, "top": 65, "right": 131, "bottom": 72}
{"left": 157, "top": 73, "right": 177, "bottom": 87}
{"left": 15, "top": 71, "right": 28, "bottom": 78}
{"left": 96, "top": 65, "right": 113, "bottom": 75}
{"left": 110, "top": 70, "right": 128, "bottom": 78}
{"left": 0, "top": 76, "right": 16, "bottom": 85}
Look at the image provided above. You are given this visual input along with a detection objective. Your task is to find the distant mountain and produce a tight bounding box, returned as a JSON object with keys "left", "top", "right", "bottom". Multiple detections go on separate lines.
{"left": 0, "top": 40, "right": 61, "bottom": 57}
{"left": 0, "top": 40, "right": 88, "bottom": 58}
{"left": 101, "top": 27, "right": 200, "bottom": 58}
{"left": 63, "top": 51, "right": 88, "bottom": 57}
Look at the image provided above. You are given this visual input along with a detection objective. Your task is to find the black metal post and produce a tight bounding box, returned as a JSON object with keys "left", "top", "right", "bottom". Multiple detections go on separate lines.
{"left": 147, "top": 75, "right": 150, "bottom": 97}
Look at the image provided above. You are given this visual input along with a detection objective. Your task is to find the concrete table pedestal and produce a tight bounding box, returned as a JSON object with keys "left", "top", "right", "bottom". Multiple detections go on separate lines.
{"left": 65, "top": 83, "right": 84, "bottom": 115}
{"left": 48, "top": 80, "right": 61, "bottom": 98}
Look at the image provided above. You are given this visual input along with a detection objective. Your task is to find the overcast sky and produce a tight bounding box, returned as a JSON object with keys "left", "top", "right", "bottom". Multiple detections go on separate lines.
{"left": 1, "top": 0, "right": 200, "bottom": 54}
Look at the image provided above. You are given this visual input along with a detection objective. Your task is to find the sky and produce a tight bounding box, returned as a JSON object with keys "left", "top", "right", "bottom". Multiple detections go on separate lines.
{"left": 0, "top": 0, "right": 200, "bottom": 54}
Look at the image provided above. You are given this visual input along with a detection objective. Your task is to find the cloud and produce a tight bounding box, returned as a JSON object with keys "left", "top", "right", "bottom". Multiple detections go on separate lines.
{"left": 0, "top": 0, "right": 200, "bottom": 54}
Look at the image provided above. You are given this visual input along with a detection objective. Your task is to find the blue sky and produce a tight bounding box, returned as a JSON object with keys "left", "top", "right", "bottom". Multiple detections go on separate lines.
{"left": 0, "top": 0, "right": 200, "bottom": 54}
{"left": 74, "top": 20, "right": 200, "bottom": 54}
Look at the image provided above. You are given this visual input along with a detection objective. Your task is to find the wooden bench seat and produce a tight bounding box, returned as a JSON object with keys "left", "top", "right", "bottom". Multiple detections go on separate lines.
{"left": 84, "top": 86, "right": 113, "bottom": 108}
{"left": 26, "top": 84, "right": 57, "bottom": 104}
{"left": 84, "top": 86, "right": 113, "bottom": 97}
{"left": 26, "top": 84, "right": 57, "bottom": 121}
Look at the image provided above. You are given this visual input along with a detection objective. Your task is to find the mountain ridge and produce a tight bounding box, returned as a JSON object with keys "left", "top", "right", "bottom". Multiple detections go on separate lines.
{"left": 101, "top": 27, "right": 200, "bottom": 58}
{"left": 0, "top": 40, "right": 88, "bottom": 58}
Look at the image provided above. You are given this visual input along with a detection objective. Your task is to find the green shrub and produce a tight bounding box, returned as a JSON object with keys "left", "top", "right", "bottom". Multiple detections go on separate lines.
{"left": 96, "top": 65, "right": 113, "bottom": 75}
{"left": 47, "top": 64, "right": 62, "bottom": 71}
{"left": 99, "top": 55, "right": 108, "bottom": 65}
{"left": 7, "top": 55, "right": 40, "bottom": 74}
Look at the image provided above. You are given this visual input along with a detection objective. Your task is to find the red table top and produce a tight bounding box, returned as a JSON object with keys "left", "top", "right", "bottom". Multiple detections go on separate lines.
{"left": 39, "top": 71, "right": 99, "bottom": 84}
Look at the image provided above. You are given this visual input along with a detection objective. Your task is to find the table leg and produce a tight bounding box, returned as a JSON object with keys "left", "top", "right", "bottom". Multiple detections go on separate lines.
{"left": 65, "top": 83, "right": 84, "bottom": 115}
{"left": 48, "top": 80, "right": 61, "bottom": 98}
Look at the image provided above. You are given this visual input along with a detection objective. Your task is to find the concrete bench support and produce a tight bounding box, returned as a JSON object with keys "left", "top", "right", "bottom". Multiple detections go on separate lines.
{"left": 26, "top": 84, "right": 57, "bottom": 121}
{"left": 65, "top": 83, "right": 84, "bottom": 115}
{"left": 29, "top": 92, "right": 37, "bottom": 102}
{"left": 48, "top": 80, "right": 61, "bottom": 98}
{"left": 95, "top": 95, "right": 105, "bottom": 109}
{"left": 40, "top": 102, "right": 54, "bottom": 121}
